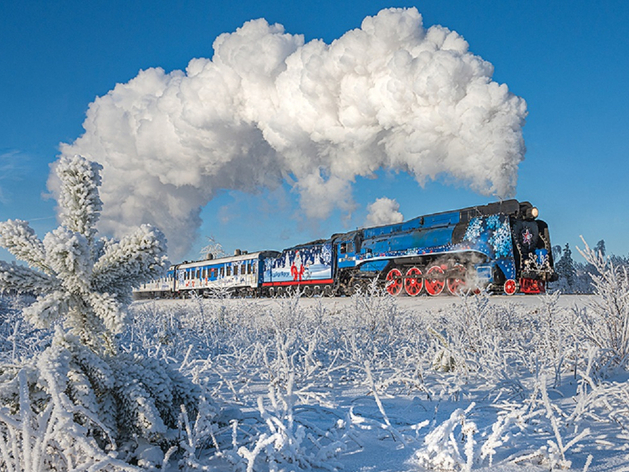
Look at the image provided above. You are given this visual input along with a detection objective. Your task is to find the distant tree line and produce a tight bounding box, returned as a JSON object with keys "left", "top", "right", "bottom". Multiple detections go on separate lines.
{"left": 550, "top": 239, "right": 629, "bottom": 294}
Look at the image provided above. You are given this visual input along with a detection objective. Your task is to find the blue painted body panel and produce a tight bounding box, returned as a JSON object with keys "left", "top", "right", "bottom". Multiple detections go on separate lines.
{"left": 334, "top": 210, "right": 518, "bottom": 284}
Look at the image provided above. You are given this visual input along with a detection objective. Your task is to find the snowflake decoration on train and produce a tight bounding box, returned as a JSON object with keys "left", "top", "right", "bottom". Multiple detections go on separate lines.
{"left": 489, "top": 219, "right": 512, "bottom": 259}
{"left": 464, "top": 217, "right": 483, "bottom": 242}
{"left": 486, "top": 214, "right": 502, "bottom": 231}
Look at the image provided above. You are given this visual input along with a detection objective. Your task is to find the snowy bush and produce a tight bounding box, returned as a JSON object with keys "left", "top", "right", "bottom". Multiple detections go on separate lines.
{"left": 573, "top": 238, "right": 629, "bottom": 373}
{"left": 414, "top": 404, "right": 477, "bottom": 472}
{"left": 0, "top": 155, "right": 202, "bottom": 469}
{"left": 125, "top": 289, "right": 619, "bottom": 471}
{"left": 236, "top": 375, "right": 345, "bottom": 472}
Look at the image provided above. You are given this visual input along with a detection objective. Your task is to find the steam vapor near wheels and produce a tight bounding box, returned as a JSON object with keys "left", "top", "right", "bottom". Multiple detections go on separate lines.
{"left": 55, "top": 7, "right": 527, "bottom": 259}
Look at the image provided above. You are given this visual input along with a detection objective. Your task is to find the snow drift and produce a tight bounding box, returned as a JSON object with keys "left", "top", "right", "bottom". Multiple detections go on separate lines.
{"left": 57, "top": 7, "right": 527, "bottom": 259}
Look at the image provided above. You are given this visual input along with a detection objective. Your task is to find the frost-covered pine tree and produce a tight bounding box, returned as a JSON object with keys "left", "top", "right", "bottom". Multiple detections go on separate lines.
{"left": 553, "top": 243, "right": 577, "bottom": 293}
{"left": 0, "top": 155, "right": 167, "bottom": 354}
{"left": 0, "top": 155, "right": 202, "bottom": 469}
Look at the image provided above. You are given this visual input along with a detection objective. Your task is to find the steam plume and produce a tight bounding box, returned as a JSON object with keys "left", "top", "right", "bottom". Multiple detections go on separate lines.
{"left": 57, "top": 8, "right": 527, "bottom": 259}
{"left": 365, "top": 198, "right": 404, "bottom": 227}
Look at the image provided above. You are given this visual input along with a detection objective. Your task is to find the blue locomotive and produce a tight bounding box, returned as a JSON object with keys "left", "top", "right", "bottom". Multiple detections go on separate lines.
{"left": 133, "top": 199, "right": 556, "bottom": 298}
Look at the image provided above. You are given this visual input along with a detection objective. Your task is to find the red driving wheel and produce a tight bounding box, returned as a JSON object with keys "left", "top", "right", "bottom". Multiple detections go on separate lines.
{"left": 425, "top": 266, "right": 445, "bottom": 296}
{"left": 446, "top": 264, "right": 467, "bottom": 295}
{"left": 386, "top": 268, "right": 403, "bottom": 296}
{"left": 404, "top": 267, "right": 423, "bottom": 296}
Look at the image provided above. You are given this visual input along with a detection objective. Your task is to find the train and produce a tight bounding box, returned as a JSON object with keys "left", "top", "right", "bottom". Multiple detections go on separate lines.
{"left": 133, "top": 199, "right": 557, "bottom": 299}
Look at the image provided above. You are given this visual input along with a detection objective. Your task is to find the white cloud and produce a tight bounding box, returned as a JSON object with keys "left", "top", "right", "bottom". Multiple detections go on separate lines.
{"left": 365, "top": 197, "right": 404, "bottom": 227}
{"left": 56, "top": 8, "right": 526, "bottom": 259}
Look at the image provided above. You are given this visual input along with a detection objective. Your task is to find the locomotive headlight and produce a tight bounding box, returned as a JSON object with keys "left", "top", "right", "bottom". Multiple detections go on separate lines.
{"left": 526, "top": 207, "right": 539, "bottom": 219}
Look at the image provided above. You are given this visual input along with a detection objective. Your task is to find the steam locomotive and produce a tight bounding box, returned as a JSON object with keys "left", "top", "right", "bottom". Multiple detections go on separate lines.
{"left": 134, "top": 199, "right": 556, "bottom": 299}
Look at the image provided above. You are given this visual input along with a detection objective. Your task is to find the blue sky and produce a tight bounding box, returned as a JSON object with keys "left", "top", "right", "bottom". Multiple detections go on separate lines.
{"left": 1, "top": 0, "right": 628, "bottom": 262}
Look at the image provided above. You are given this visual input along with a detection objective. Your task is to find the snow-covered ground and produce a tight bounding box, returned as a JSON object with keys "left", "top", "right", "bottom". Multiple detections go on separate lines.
{"left": 3, "top": 288, "right": 629, "bottom": 471}
{"left": 95, "top": 290, "right": 625, "bottom": 471}
{"left": 201, "top": 292, "right": 597, "bottom": 312}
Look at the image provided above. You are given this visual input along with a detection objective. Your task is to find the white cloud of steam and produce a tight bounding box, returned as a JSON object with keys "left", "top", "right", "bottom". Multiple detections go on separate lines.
{"left": 365, "top": 197, "right": 404, "bottom": 227}
{"left": 56, "top": 7, "right": 527, "bottom": 259}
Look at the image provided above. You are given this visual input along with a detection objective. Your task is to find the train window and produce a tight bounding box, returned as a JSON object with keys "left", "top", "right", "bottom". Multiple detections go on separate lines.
{"left": 227, "top": 266, "right": 231, "bottom": 276}
{"left": 220, "top": 267, "right": 224, "bottom": 277}
{"left": 347, "top": 242, "right": 354, "bottom": 253}
{"left": 340, "top": 243, "right": 346, "bottom": 254}
{"left": 241, "top": 264, "right": 246, "bottom": 274}
{"left": 233, "top": 265, "right": 238, "bottom": 276}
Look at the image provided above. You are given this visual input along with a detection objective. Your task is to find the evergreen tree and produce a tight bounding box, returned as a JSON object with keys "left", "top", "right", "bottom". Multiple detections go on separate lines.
{"left": 0, "top": 155, "right": 203, "bottom": 467}
{"left": 555, "top": 243, "right": 577, "bottom": 291}
{"left": 0, "top": 155, "right": 167, "bottom": 354}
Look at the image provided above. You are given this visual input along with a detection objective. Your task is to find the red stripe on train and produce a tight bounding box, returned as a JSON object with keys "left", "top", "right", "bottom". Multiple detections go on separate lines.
{"left": 262, "top": 279, "right": 334, "bottom": 287}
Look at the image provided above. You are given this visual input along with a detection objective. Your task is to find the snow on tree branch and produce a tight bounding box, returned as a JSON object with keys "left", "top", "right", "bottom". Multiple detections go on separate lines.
{"left": 0, "top": 219, "right": 51, "bottom": 274}
{"left": 92, "top": 224, "right": 168, "bottom": 299}
{"left": 0, "top": 260, "right": 59, "bottom": 295}
{"left": 54, "top": 155, "right": 103, "bottom": 246}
